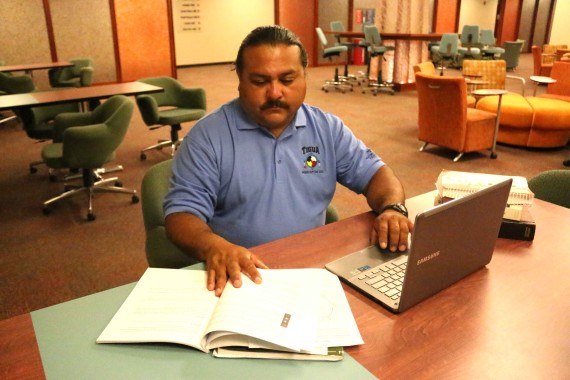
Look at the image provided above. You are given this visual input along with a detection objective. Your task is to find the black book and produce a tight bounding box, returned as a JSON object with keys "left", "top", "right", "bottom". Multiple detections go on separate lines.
{"left": 498, "top": 205, "right": 536, "bottom": 241}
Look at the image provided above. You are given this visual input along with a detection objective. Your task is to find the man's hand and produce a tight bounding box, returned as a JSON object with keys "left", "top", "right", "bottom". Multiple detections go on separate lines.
{"left": 165, "top": 212, "right": 268, "bottom": 297}
{"left": 370, "top": 210, "right": 413, "bottom": 252}
{"left": 204, "top": 243, "right": 268, "bottom": 297}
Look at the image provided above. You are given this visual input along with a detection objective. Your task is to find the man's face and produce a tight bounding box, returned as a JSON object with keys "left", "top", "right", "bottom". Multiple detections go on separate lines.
{"left": 237, "top": 44, "right": 307, "bottom": 137}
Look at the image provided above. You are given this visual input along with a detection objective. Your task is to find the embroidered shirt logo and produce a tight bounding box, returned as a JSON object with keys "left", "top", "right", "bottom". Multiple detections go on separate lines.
{"left": 304, "top": 155, "right": 320, "bottom": 168}
{"left": 301, "top": 146, "right": 323, "bottom": 174}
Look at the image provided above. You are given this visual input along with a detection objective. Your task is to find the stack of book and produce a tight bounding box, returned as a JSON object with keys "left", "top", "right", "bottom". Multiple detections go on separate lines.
{"left": 434, "top": 170, "right": 536, "bottom": 241}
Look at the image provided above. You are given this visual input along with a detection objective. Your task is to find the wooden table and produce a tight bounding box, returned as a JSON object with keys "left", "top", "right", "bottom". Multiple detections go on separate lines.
{"left": 0, "top": 82, "right": 163, "bottom": 111}
{"left": 1, "top": 192, "right": 569, "bottom": 379}
{"left": 0, "top": 61, "right": 74, "bottom": 78}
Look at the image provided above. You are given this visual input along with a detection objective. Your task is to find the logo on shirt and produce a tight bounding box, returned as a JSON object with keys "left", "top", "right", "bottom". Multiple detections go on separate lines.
{"left": 301, "top": 146, "right": 323, "bottom": 174}
{"left": 304, "top": 155, "right": 320, "bottom": 168}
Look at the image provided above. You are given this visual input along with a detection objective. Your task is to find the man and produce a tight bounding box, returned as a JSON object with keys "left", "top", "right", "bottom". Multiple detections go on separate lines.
{"left": 164, "top": 25, "right": 413, "bottom": 296}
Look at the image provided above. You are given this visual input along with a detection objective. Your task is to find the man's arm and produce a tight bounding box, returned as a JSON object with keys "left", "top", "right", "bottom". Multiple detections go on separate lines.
{"left": 165, "top": 212, "right": 267, "bottom": 296}
{"left": 364, "top": 165, "right": 414, "bottom": 252}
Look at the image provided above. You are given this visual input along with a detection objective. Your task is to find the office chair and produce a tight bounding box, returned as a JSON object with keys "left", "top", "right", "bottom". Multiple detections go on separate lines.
{"left": 17, "top": 103, "right": 81, "bottom": 174}
{"left": 430, "top": 33, "right": 460, "bottom": 75}
{"left": 528, "top": 170, "right": 570, "bottom": 208}
{"left": 48, "top": 58, "right": 94, "bottom": 88}
{"left": 315, "top": 27, "right": 353, "bottom": 93}
{"left": 415, "top": 73, "right": 497, "bottom": 162}
{"left": 501, "top": 41, "right": 524, "bottom": 71}
{"left": 458, "top": 25, "right": 482, "bottom": 60}
{"left": 41, "top": 95, "right": 138, "bottom": 221}
{"left": 0, "top": 72, "right": 82, "bottom": 174}
{"left": 135, "top": 76, "right": 207, "bottom": 160}
{"left": 480, "top": 29, "right": 505, "bottom": 59}
{"left": 0, "top": 71, "right": 36, "bottom": 125}
{"left": 361, "top": 25, "right": 395, "bottom": 96}
{"left": 142, "top": 159, "right": 340, "bottom": 268}
{"left": 329, "top": 21, "right": 363, "bottom": 84}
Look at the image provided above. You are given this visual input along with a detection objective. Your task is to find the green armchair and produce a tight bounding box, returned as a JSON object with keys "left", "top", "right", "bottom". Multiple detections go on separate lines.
{"left": 41, "top": 95, "right": 138, "bottom": 221}
{"left": 135, "top": 76, "right": 206, "bottom": 160}
{"left": 141, "top": 159, "right": 339, "bottom": 269}
{"left": 528, "top": 170, "right": 570, "bottom": 208}
{"left": 48, "top": 58, "right": 94, "bottom": 88}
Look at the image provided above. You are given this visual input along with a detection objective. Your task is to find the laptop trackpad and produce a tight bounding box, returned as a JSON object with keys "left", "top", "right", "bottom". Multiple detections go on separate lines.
{"left": 325, "top": 245, "right": 408, "bottom": 279}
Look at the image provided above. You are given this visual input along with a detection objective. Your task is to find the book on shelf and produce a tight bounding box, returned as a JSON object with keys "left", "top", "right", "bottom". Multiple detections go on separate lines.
{"left": 436, "top": 170, "right": 534, "bottom": 205}
{"left": 97, "top": 267, "right": 363, "bottom": 361}
{"left": 434, "top": 195, "right": 536, "bottom": 241}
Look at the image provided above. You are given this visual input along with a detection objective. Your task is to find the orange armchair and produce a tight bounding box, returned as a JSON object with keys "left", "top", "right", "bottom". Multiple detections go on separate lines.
{"left": 532, "top": 45, "right": 553, "bottom": 77}
{"left": 415, "top": 73, "right": 497, "bottom": 162}
{"left": 538, "top": 61, "right": 570, "bottom": 103}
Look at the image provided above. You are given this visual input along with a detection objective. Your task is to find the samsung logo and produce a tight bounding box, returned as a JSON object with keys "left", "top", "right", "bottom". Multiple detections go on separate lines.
{"left": 417, "top": 251, "right": 440, "bottom": 266}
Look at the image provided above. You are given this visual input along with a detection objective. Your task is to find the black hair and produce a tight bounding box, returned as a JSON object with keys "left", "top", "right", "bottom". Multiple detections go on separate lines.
{"left": 234, "top": 25, "right": 308, "bottom": 74}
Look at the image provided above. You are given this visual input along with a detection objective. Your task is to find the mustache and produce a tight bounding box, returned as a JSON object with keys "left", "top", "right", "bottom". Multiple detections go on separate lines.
{"left": 260, "top": 100, "right": 289, "bottom": 110}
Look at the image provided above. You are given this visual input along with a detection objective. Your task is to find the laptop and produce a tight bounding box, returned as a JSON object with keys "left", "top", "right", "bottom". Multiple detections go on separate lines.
{"left": 325, "top": 179, "right": 512, "bottom": 313}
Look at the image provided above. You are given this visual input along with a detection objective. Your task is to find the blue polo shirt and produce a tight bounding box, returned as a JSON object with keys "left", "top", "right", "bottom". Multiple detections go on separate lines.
{"left": 164, "top": 99, "right": 383, "bottom": 248}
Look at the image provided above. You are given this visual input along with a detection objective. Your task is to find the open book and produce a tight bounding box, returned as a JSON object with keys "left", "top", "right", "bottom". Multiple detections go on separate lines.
{"left": 97, "top": 268, "right": 363, "bottom": 361}
{"left": 436, "top": 170, "right": 534, "bottom": 205}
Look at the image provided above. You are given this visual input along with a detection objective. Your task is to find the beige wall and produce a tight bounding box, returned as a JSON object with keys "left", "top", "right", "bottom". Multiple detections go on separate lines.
{"left": 173, "top": 0, "right": 274, "bottom": 66}
{"left": 459, "top": 0, "right": 498, "bottom": 33}
{"left": 50, "top": 0, "right": 117, "bottom": 83}
{"left": 550, "top": 1, "right": 570, "bottom": 45}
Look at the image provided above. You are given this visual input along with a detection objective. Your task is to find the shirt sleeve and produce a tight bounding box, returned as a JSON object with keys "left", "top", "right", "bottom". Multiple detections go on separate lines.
{"left": 331, "top": 114, "right": 384, "bottom": 194}
{"left": 163, "top": 119, "right": 221, "bottom": 222}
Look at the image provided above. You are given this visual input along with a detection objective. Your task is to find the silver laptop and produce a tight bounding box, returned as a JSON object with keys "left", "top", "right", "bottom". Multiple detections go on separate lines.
{"left": 325, "top": 179, "right": 512, "bottom": 313}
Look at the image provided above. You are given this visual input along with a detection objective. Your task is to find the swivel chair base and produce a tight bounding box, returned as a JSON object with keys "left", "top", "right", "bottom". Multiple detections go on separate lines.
{"left": 43, "top": 168, "right": 139, "bottom": 221}
{"left": 141, "top": 124, "right": 182, "bottom": 160}
{"left": 362, "top": 81, "right": 395, "bottom": 96}
{"left": 321, "top": 68, "right": 354, "bottom": 94}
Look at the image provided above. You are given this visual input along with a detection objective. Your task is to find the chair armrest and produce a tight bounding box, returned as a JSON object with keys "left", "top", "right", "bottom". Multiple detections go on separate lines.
{"left": 179, "top": 87, "right": 207, "bottom": 110}
{"left": 79, "top": 67, "right": 94, "bottom": 86}
{"left": 507, "top": 74, "right": 526, "bottom": 96}
{"left": 53, "top": 112, "right": 94, "bottom": 142}
{"left": 136, "top": 94, "right": 160, "bottom": 125}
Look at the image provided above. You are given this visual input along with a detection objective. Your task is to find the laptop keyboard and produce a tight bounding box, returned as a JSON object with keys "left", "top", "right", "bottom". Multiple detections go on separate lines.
{"left": 356, "top": 255, "right": 408, "bottom": 300}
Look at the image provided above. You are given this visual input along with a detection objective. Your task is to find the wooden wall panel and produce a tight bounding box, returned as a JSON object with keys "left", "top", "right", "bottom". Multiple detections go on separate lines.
{"left": 279, "top": 0, "right": 316, "bottom": 66}
{"left": 50, "top": 0, "right": 117, "bottom": 84}
{"left": 433, "top": 0, "right": 458, "bottom": 33}
{"left": 114, "top": 0, "right": 174, "bottom": 82}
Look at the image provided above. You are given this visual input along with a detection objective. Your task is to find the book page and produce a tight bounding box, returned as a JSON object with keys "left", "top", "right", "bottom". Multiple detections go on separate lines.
{"left": 205, "top": 269, "right": 322, "bottom": 353}
{"left": 97, "top": 268, "right": 217, "bottom": 352}
{"left": 205, "top": 269, "right": 363, "bottom": 354}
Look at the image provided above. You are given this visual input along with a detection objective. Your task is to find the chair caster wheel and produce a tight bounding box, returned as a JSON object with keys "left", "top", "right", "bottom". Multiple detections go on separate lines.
{"left": 115, "top": 181, "right": 123, "bottom": 187}
{"left": 42, "top": 207, "right": 52, "bottom": 215}
{"left": 30, "top": 166, "right": 37, "bottom": 174}
{"left": 132, "top": 195, "right": 140, "bottom": 204}
{"left": 87, "top": 213, "right": 96, "bottom": 221}
{"left": 490, "top": 152, "right": 498, "bottom": 159}
{"left": 140, "top": 153, "right": 147, "bottom": 160}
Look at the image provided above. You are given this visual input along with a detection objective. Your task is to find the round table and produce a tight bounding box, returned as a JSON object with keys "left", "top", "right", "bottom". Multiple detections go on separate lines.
{"left": 530, "top": 75, "right": 556, "bottom": 96}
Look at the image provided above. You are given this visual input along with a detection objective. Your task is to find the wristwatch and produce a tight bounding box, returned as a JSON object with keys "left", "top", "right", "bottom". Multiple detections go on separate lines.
{"left": 378, "top": 203, "right": 408, "bottom": 217}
